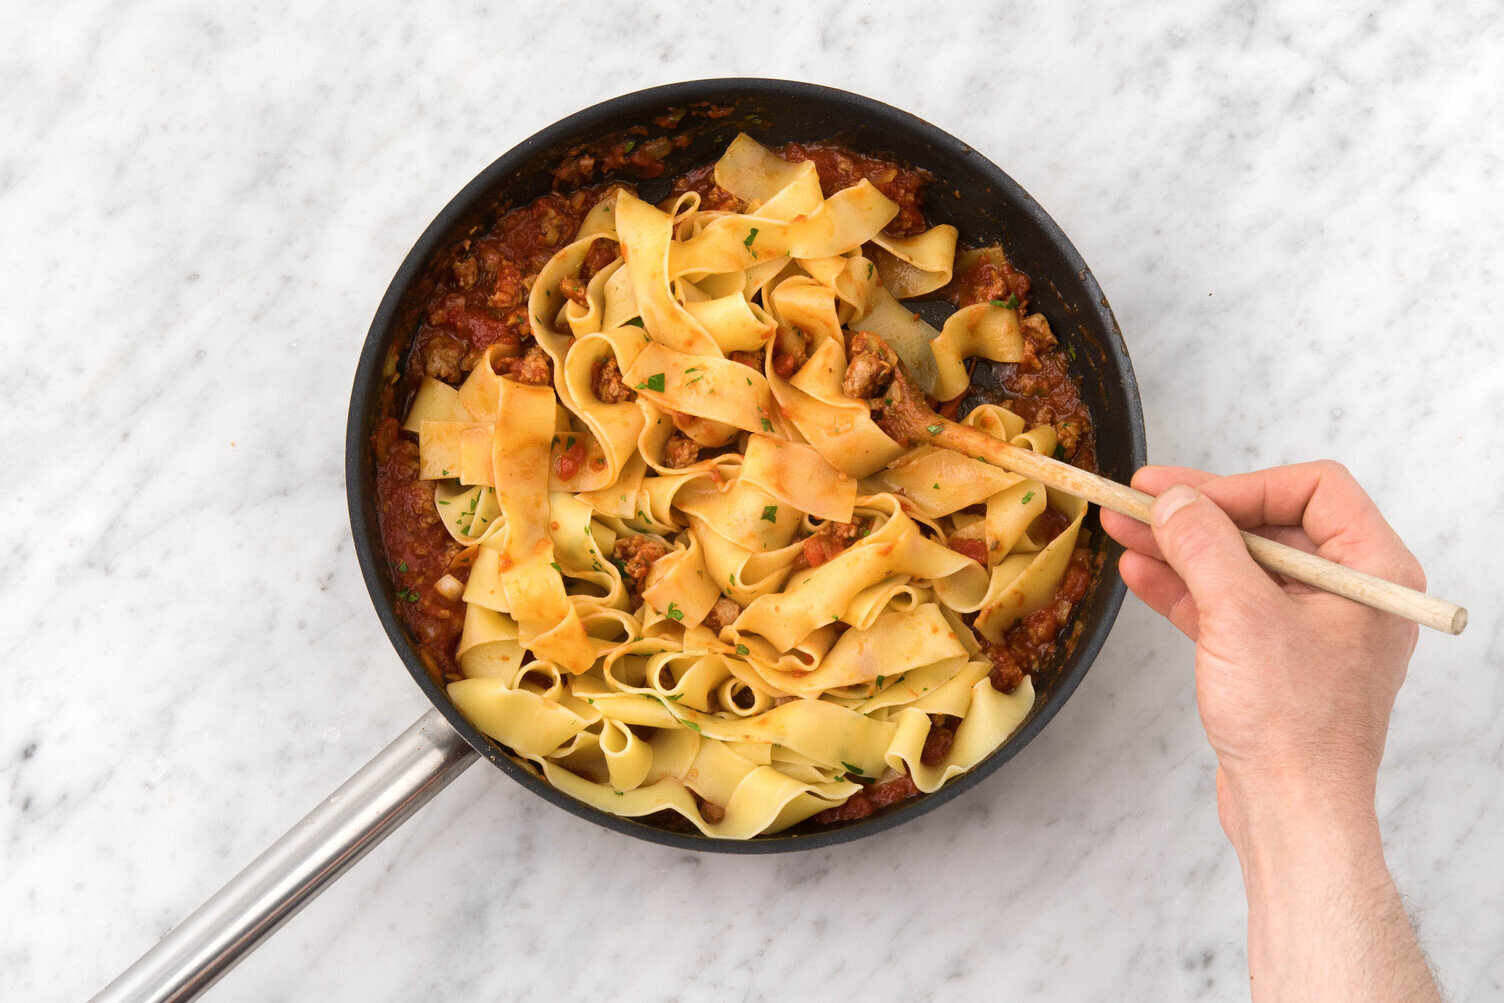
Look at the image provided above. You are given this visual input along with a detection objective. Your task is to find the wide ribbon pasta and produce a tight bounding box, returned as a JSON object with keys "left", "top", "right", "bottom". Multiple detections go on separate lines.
{"left": 410, "top": 134, "right": 1093, "bottom": 837}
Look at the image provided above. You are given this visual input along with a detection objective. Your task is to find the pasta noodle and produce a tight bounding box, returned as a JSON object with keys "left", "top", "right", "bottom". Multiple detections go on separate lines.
{"left": 384, "top": 134, "right": 1096, "bottom": 837}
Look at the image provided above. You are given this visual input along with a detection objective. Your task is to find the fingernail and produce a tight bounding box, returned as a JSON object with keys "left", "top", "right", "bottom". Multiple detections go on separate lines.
{"left": 1151, "top": 484, "right": 1197, "bottom": 527}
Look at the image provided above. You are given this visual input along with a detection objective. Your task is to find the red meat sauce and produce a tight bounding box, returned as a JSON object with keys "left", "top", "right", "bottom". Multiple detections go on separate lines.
{"left": 951, "top": 253, "right": 1098, "bottom": 474}
{"left": 371, "top": 141, "right": 1099, "bottom": 828}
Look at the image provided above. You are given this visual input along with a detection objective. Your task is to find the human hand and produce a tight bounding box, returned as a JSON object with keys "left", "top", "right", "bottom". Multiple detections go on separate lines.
{"left": 1103, "top": 465, "right": 1441, "bottom": 1000}
{"left": 1098, "top": 461, "right": 1425, "bottom": 840}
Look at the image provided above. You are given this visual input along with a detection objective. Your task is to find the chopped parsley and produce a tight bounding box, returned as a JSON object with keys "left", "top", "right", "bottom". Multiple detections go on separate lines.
{"left": 396, "top": 587, "right": 420, "bottom": 603}
{"left": 623, "top": 139, "right": 636, "bottom": 153}
{"left": 1021, "top": 491, "right": 1035, "bottom": 505}
{"left": 1053, "top": 444, "right": 1067, "bottom": 460}
{"left": 932, "top": 483, "right": 940, "bottom": 490}
{"left": 437, "top": 499, "right": 450, "bottom": 505}
{"left": 926, "top": 424, "right": 942, "bottom": 436}
{"left": 743, "top": 227, "right": 759, "bottom": 248}
{"left": 760, "top": 417, "right": 773, "bottom": 432}
{"left": 396, "top": 561, "right": 408, "bottom": 573}
{"left": 841, "top": 761, "right": 864, "bottom": 775}
{"left": 645, "top": 372, "right": 666, "bottom": 393}
{"left": 665, "top": 602, "right": 685, "bottom": 621}
{"left": 550, "top": 561, "right": 562, "bottom": 573}
{"left": 867, "top": 262, "right": 874, "bottom": 280}
{"left": 565, "top": 435, "right": 575, "bottom": 450}
{"left": 684, "top": 721, "right": 703, "bottom": 733}
{"left": 625, "top": 317, "right": 645, "bottom": 328}
{"left": 735, "top": 644, "right": 750, "bottom": 656}
{"left": 1066, "top": 345, "right": 1077, "bottom": 362}
{"left": 760, "top": 505, "right": 778, "bottom": 522}
{"left": 991, "top": 293, "right": 1020, "bottom": 310}
{"left": 875, "top": 675, "right": 886, "bottom": 687}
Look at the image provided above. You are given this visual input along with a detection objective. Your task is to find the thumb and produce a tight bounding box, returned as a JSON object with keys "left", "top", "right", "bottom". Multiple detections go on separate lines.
{"left": 1149, "top": 484, "right": 1279, "bottom": 611}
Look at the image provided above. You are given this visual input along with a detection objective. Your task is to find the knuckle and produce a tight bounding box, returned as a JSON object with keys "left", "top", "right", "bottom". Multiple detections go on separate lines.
{"left": 1164, "top": 511, "right": 1230, "bottom": 573}
{"left": 1313, "top": 458, "right": 1352, "bottom": 482}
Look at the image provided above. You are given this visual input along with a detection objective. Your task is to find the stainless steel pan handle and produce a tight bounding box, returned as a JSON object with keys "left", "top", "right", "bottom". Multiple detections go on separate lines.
{"left": 90, "top": 709, "right": 478, "bottom": 1003}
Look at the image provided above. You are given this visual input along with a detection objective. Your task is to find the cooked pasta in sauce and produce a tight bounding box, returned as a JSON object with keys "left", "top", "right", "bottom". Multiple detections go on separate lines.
{"left": 372, "top": 134, "right": 1098, "bottom": 836}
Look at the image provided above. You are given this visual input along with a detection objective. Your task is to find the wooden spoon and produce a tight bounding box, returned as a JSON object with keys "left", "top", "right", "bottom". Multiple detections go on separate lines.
{"left": 854, "top": 336, "right": 1468, "bottom": 635}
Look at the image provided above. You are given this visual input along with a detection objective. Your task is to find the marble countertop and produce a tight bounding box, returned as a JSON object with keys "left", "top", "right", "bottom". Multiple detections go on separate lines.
{"left": 4, "top": 3, "right": 1501, "bottom": 1000}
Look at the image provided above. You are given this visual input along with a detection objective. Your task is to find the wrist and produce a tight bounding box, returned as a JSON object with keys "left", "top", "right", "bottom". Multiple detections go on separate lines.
{"left": 1222, "top": 767, "right": 1386, "bottom": 913}
{"left": 1223, "top": 765, "right": 1378, "bottom": 856}
{"left": 1218, "top": 768, "right": 1431, "bottom": 1000}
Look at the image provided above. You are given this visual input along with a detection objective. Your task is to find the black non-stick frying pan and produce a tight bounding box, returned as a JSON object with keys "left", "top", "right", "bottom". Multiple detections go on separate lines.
{"left": 92, "top": 79, "right": 1146, "bottom": 1002}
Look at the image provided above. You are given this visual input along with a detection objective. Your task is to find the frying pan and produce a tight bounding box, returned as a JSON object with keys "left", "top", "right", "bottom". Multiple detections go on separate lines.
{"left": 92, "top": 78, "right": 1147, "bottom": 1002}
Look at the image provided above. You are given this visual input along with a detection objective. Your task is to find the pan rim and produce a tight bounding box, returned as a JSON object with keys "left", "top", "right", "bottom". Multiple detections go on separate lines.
{"left": 345, "top": 77, "right": 1147, "bottom": 854}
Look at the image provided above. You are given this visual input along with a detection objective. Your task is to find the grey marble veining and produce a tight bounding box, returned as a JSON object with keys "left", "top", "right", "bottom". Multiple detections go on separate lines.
{"left": 3, "top": 2, "right": 1501, "bottom": 1000}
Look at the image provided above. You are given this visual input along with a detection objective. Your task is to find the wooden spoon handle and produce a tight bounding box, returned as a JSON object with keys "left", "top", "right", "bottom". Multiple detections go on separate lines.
{"left": 933, "top": 424, "right": 1468, "bottom": 635}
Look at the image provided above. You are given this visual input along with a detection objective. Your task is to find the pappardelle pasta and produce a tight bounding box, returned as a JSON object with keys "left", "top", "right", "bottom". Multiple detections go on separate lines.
{"left": 372, "top": 134, "right": 1097, "bottom": 836}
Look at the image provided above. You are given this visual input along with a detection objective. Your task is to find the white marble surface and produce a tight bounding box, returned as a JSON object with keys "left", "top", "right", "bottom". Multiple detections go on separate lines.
{"left": 3, "top": 2, "right": 1501, "bottom": 1000}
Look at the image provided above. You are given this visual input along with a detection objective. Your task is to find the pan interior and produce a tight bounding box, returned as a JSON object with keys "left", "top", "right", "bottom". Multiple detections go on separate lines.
{"left": 346, "top": 78, "right": 1146, "bottom": 853}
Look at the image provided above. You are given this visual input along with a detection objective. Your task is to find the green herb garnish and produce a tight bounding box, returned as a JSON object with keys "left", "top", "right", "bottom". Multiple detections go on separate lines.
{"left": 841, "top": 761, "right": 864, "bottom": 775}
{"left": 761, "top": 505, "right": 778, "bottom": 522}
{"left": 1021, "top": 491, "right": 1035, "bottom": 505}
{"left": 646, "top": 373, "right": 666, "bottom": 393}
{"left": 743, "top": 228, "right": 759, "bottom": 248}
{"left": 625, "top": 317, "right": 645, "bottom": 328}
{"left": 926, "top": 424, "right": 942, "bottom": 435}
{"left": 735, "top": 644, "right": 750, "bottom": 656}
{"left": 665, "top": 602, "right": 685, "bottom": 621}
